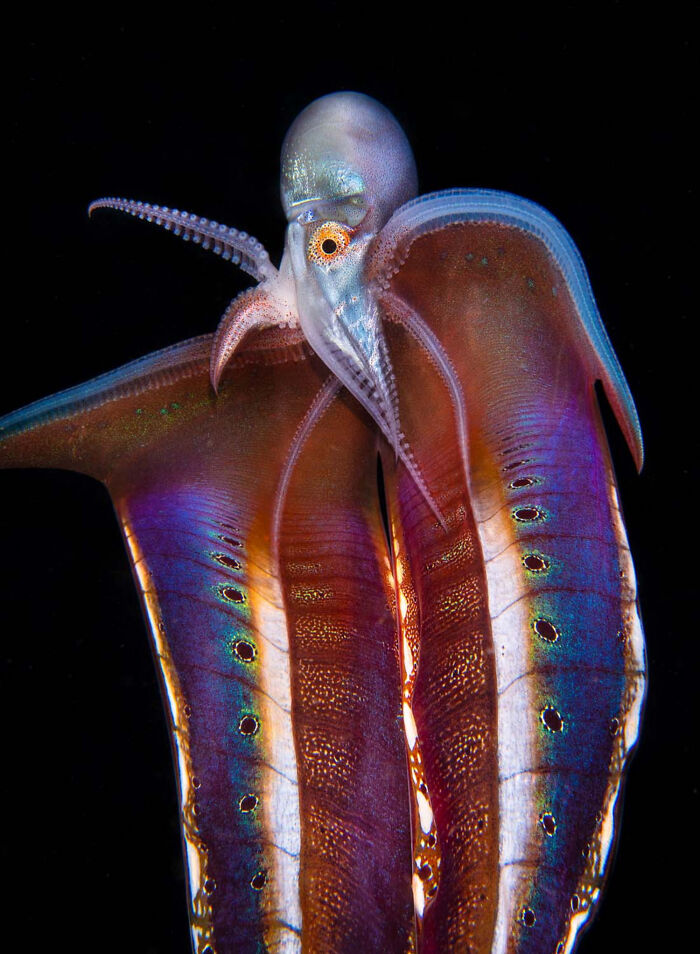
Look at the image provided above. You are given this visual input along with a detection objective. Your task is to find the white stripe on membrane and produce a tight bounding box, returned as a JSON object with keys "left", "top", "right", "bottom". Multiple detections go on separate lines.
{"left": 248, "top": 555, "right": 302, "bottom": 952}
{"left": 473, "top": 499, "right": 536, "bottom": 954}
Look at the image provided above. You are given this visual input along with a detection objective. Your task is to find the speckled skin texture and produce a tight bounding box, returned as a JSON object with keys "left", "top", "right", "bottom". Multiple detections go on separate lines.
{"left": 382, "top": 222, "right": 644, "bottom": 952}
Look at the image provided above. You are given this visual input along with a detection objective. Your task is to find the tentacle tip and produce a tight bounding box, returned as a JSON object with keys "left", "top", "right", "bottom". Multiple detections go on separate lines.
{"left": 209, "top": 365, "right": 222, "bottom": 397}
{"left": 209, "top": 349, "right": 231, "bottom": 397}
{"left": 87, "top": 198, "right": 108, "bottom": 218}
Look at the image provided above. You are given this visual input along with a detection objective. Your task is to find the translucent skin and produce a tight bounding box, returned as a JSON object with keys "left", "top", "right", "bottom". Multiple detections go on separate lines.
{"left": 280, "top": 91, "right": 418, "bottom": 231}
{"left": 281, "top": 93, "right": 442, "bottom": 514}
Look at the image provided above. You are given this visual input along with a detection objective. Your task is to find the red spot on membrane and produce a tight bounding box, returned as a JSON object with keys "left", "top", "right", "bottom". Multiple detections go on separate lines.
{"left": 539, "top": 812, "right": 557, "bottom": 836}
{"left": 521, "top": 907, "right": 536, "bottom": 927}
{"left": 234, "top": 639, "right": 256, "bottom": 662}
{"left": 418, "top": 863, "right": 432, "bottom": 881}
{"left": 513, "top": 506, "right": 545, "bottom": 522}
{"left": 609, "top": 716, "right": 621, "bottom": 736}
{"left": 215, "top": 553, "right": 241, "bottom": 569}
{"left": 204, "top": 878, "right": 216, "bottom": 894}
{"left": 251, "top": 870, "right": 267, "bottom": 890}
{"left": 509, "top": 476, "right": 538, "bottom": 488}
{"left": 571, "top": 894, "right": 580, "bottom": 912}
{"left": 533, "top": 617, "right": 560, "bottom": 643}
{"left": 218, "top": 533, "right": 243, "bottom": 547}
{"left": 503, "top": 458, "right": 534, "bottom": 472}
{"left": 523, "top": 553, "right": 549, "bottom": 572}
{"left": 221, "top": 586, "right": 245, "bottom": 603}
{"left": 192, "top": 777, "right": 202, "bottom": 789}
{"left": 239, "top": 793, "right": 258, "bottom": 813}
{"left": 541, "top": 706, "right": 564, "bottom": 732}
{"left": 238, "top": 715, "right": 259, "bottom": 736}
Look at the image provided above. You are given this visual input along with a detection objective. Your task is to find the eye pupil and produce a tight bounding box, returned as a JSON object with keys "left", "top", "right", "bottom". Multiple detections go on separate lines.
{"left": 308, "top": 224, "right": 349, "bottom": 264}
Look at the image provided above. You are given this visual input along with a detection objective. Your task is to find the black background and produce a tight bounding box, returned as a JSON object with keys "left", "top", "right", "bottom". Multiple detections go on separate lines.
{"left": 2, "top": 7, "right": 693, "bottom": 953}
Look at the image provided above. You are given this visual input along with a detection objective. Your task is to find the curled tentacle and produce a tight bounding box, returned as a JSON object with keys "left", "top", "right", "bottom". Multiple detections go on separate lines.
{"left": 88, "top": 197, "right": 277, "bottom": 283}
{"left": 209, "top": 286, "right": 299, "bottom": 393}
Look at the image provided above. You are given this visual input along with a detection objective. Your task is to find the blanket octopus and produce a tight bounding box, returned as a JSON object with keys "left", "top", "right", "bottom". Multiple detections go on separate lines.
{"left": 0, "top": 92, "right": 645, "bottom": 954}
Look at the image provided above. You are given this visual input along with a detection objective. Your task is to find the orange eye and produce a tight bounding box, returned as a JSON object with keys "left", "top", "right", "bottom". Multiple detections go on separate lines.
{"left": 307, "top": 222, "right": 351, "bottom": 264}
